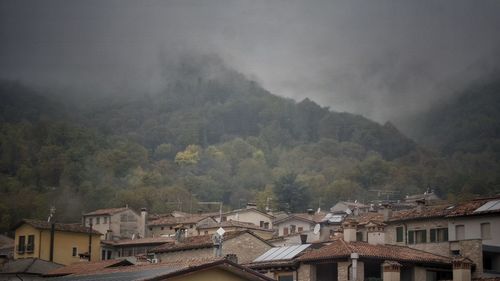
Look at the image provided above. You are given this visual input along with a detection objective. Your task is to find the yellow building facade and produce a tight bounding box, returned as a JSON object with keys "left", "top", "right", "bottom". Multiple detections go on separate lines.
{"left": 14, "top": 219, "right": 101, "bottom": 265}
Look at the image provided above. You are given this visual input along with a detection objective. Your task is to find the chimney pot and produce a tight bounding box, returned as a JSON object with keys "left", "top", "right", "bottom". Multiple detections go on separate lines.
{"left": 342, "top": 220, "right": 358, "bottom": 242}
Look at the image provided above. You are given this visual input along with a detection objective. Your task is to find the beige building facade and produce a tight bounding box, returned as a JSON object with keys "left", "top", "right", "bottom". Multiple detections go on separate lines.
{"left": 13, "top": 220, "right": 101, "bottom": 265}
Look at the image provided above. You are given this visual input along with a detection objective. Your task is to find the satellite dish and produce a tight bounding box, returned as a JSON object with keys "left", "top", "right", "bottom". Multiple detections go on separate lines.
{"left": 313, "top": 224, "right": 321, "bottom": 235}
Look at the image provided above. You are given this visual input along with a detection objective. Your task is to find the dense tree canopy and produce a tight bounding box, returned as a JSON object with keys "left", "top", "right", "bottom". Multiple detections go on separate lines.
{"left": 1, "top": 57, "right": 499, "bottom": 232}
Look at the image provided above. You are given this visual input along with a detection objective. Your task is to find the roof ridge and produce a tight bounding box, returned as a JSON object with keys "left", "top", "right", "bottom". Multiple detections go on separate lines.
{"left": 339, "top": 239, "right": 353, "bottom": 254}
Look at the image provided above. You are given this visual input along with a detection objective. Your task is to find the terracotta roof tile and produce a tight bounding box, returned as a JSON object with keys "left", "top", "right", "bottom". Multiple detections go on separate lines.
{"left": 388, "top": 205, "right": 452, "bottom": 222}
{"left": 197, "top": 220, "right": 273, "bottom": 232}
{"left": 299, "top": 239, "right": 451, "bottom": 265}
{"left": 223, "top": 208, "right": 275, "bottom": 219}
{"left": 150, "top": 230, "right": 268, "bottom": 253}
{"left": 17, "top": 219, "right": 101, "bottom": 235}
{"left": 83, "top": 207, "right": 130, "bottom": 216}
{"left": 148, "top": 215, "right": 212, "bottom": 226}
{"left": 274, "top": 212, "right": 325, "bottom": 225}
{"left": 446, "top": 196, "right": 500, "bottom": 217}
{"left": 357, "top": 212, "right": 384, "bottom": 225}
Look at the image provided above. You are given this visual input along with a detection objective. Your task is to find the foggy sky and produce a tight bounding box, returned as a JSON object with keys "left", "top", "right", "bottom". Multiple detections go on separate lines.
{"left": 1, "top": 0, "right": 500, "bottom": 123}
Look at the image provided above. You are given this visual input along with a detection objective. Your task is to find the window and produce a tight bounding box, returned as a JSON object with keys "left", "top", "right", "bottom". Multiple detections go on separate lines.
{"left": 298, "top": 227, "right": 304, "bottom": 232}
{"left": 283, "top": 227, "right": 289, "bottom": 236}
{"left": 221, "top": 216, "right": 227, "bottom": 222}
{"left": 481, "top": 223, "right": 491, "bottom": 240}
{"left": 290, "top": 225, "right": 296, "bottom": 234}
{"left": 260, "top": 221, "right": 264, "bottom": 228}
{"left": 204, "top": 231, "right": 209, "bottom": 235}
{"left": 430, "top": 228, "right": 448, "bottom": 242}
{"left": 451, "top": 250, "right": 460, "bottom": 256}
{"left": 396, "top": 226, "right": 404, "bottom": 242}
{"left": 72, "top": 247, "right": 78, "bottom": 257}
{"left": 17, "top": 235, "right": 26, "bottom": 254}
{"left": 264, "top": 222, "right": 270, "bottom": 229}
{"left": 456, "top": 225, "right": 465, "bottom": 240}
{"left": 102, "top": 250, "right": 106, "bottom": 260}
{"left": 107, "top": 251, "right": 112, "bottom": 260}
{"left": 161, "top": 227, "right": 164, "bottom": 230}
{"left": 103, "top": 217, "right": 107, "bottom": 223}
{"left": 27, "top": 235, "right": 35, "bottom": 253}
{"left": 149, "top": 227, "right": 153, "bottom": 231}
{"left": 356, "top": 232, "right": 363, "bottom": 241}
{"left": 190, "top": 224, "right": 193, "bottom": 229}
{"left": 96, "top": 217, "right": 100, "bottom": 224}
{"left": 88, "top": 218, "right": 93, "bottom": 225}
{"left": 408, "top": 230, "right": 426, "bottom": 244}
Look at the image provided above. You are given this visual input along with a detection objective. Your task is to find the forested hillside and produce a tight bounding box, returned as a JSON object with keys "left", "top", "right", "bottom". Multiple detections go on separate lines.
{"left": 1, "top": 55, "right": 499, "bottom": 232}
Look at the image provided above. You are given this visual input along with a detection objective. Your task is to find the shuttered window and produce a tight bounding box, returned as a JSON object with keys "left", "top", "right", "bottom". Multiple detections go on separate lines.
{"left": 396, "top": 226, "right": 404, "bottom": 242}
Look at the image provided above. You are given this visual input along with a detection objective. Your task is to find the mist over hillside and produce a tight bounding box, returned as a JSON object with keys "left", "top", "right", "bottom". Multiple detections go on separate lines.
{"left": 1, "top": 53, "right": 499, "bottom": 232}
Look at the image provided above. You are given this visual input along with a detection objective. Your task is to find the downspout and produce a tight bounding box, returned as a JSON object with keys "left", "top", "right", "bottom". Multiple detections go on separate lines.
{"left": 88, "top": 223, "right": 93, "bottom": 261}
{"left": 351, "top": 253, "right": 359, "bottom": 281}
{"left": 38, "top": 230, "right": 42, "bottom": 259}
{"left": 49, "top": 223, "right": 55, "bottom": 262}
{"left": 403, "top": 223, "right": 408, "bottom": 244}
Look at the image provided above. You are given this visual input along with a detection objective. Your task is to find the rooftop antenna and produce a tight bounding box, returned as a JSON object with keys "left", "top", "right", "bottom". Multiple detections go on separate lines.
{"left": 212, "top": 227, "right": 225, "bottom": 257}
{"left": 47, "top": 205, "right": 56, "bottom": 222}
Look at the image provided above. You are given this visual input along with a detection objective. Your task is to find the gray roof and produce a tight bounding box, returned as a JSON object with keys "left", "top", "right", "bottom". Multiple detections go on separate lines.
{"left": 47, "top": 267, "right": 180, "bottom": 281}
{"left": 0, "top": 258, "right": 63, "bottom": 275}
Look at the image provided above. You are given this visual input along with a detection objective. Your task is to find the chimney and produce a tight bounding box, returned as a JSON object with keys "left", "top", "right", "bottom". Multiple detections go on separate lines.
{"left": 140, "top": 208, "right": 148, "bottom": 238}
{"left": 366, "top": 222, "right": 386, "bottom": 245}
{"left": 342, "top": 219, "right": 358, "bottom": 242}
{"left": 246, "top": 203, "right": 257, "bottom": 209}
{"left": 381, "top": 204, "right": 393, "bottom": 221}
{"left": 416, "top": 199, "right": 425, "bottom": 212}
{"left": 453, "top": 258, "right": 472, "bottom": 281}
{"left": 307, "top": 208, "right": 315, "bottom": 215}
{"left": 382, "top": 261, "right": 401, "bottom": 281}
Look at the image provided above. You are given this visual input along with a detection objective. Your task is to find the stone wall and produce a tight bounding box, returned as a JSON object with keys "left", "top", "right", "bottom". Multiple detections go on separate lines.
{"left": 157, "top": 247, "right": 213, "bottom": 262}
{"left": 223, "top": 232, "right": 271, "bottom": 263}
{"left": 337, "top": 261, "right": 349, "bottom": 281}
{"left": 450, "top": 239, "right": 483, "bottom": 278}
{"left": 156, "top": 232, "right": 270, "bottom": 264}
{"left": 297, "top": 264, "right": 316, "bottom": 281}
